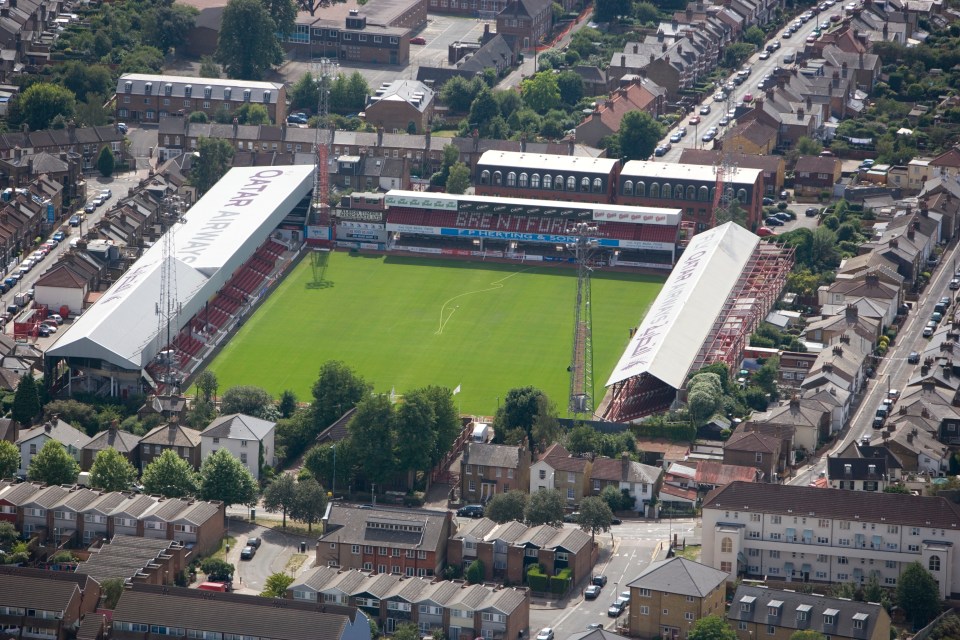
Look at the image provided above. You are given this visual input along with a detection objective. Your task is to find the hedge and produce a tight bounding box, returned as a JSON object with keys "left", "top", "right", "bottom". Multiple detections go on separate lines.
{"left": 527, "top": 564, "right": 550, "bottom": 592}
{"left": 549, "top": 568, "right": 572, "bottom": 595}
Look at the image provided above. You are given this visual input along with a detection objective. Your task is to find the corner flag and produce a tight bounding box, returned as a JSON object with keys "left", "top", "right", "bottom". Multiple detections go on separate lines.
{"left": 453, "top": 384, "right": 462, "bottom": 395}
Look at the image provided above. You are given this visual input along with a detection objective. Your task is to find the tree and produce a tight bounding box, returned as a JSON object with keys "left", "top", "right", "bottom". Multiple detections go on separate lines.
{"left": 290, "top": 477, "right": 327, "bottom": 531}
{"left": 263, "top": 473, "right": 298, "bottom": 527}
{"left": 743, "top": 25, "right": 765, "bottom": 47}
{"left": 190, "top": 137, "right": 235, "bottom": 195}
{"left": 566, "top": 424, "right": 599, "bottom": 454}
{"left": 12, "top": 374, "right": 41, "bottom": 426}
{"left": 75, "top": 95, "right": 109, "bottom": 127}
{"left": 0, "top": 441, "right": 19, "bottom": 480}
{"left": 233, "top": 102, "right": 272, "bottom": 125}
{"left": 54, "top": 62, "right": 113, "bottom": 103}
{"left": 595, "top": 0, "right": 631, "bottom": 20}
{"left": 348, "top": 395, "right": 395, "bottom": 487}
{"left": 525, "top": 489, "right": 565, "bottom": 527}
{"left": 97, "top": 146, "right": 115, "bottom": 177}
{"left": 216, "top": 0, "right": 282, "bottom": 80}
{"left": 199, "top": 449, "right": 259, "bottom": 508}
{"left": 262, "top": 0, "right": 297, "bottom": 37}
{"left": 446, "top": 162, "right": 470, "bottom": 195}
{"left": 493, "top": 386, "right": 555, "bottom": 448}
{"left": 120, "top": 46, "right": 166, "bottom": 75}
{"left": 297, "top": 0, "right": 323, "bottom": 15}
{"left": 200, "top": 56, "right": 221, "bottom": 78}
{"left": 576, "top": 496, "right": 613, "bottom": 542}
{"left": 101, "top": 578, "right": 125, "bottom": 609}
{"left": 303, "top": 441, "right": 353, "bottom": 495}
{"left": 141, "top": 449, "right": 198, "bottom": 498}
{"left": 633, "top": 1, "right": 659, "bottom": 24}
{"left": 897, "top": 561, "right": 941, "bottom": 628}
{"left": 17, "top": 83, "right": 76, "bottom": 132}
{"left": 530, "top": 393, "right": 561, "bottom": 452}
{"left": 144, "top": 4, "right": 198, "bottom": 53}
{"left": 261, "top": 572, "right": 295, "bottom": 597}
{"left": 723, "top": 43, "right": 755, "bottom": 69}
{"left": 393, "top": 623, "right": 422, "bottom": 640}
{"left": 201, "top": 558, "right": 235, "bottom": 582}
{"left": 686, "top": 372, "right": 723, "bottom": 425}
{"left": 618, "top": 111, "right": 665, "bottom": 161}
{"left": 290, "top": 73, "right": 320, "bottom": 111}
{"left": 28, "top": 440, "right": 80, "bottom": 485}
{"left": 521, "top": 72, "right": 561, "bottom": 114}
{"left": 440, "top": 76, "right": 482, "bottom": 113}
{"left": 600, "top": 484, "right": 630, "bottom": 513}
{"left": 485, "top": 490, "right": 529, "bottom": 523}
{"left": 221, "top": 385, "right": 274, "bottom": 417}
{"left": 311, "top": 360, "right": 372, "bottom": 431}
{"left": 465, "top": 559, "right": 485, "bottom": 584}
{"left": 89, "top": 448, "right": 137, "bottom": 492}
{"left": 278, "top": 390, "right": 298, "bottom": 419}
{"left": 688, "top": 615, "right": 738, "bottom": 640}
{"left": 556, "top": 70, "right": 584, "bottom": 106}
{"left": 393, "top": 392, "right": 435, "bottom": 488}
{"left": 194, "top": 370, "right": 219, "bottom": 404}
{"left": 468, "top": 89, "right": 500, "bottom": 136}
{"left": 795, "top": 136, "right": 824, "bottom": 157}
{"left": 0, "top": 521, "right": 17, "bottom": 548}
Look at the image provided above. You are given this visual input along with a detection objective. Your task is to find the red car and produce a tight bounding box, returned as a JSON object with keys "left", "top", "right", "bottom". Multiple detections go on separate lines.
{"left": 756, "top": 226, "right": 775, "bottom": 237}
{"left": 688, "top": 115, "right": 701, "bottom": 125}
{"left": 743, "top": 93, "right": 754, "bottom": 103}
{"left": 410, "top": 36, "right": 426, "bottom": 44}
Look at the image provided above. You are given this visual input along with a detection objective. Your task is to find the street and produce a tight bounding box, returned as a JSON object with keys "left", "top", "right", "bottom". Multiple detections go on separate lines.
{"left": 790, "top": 240, "right": 960, "bottom": 486}
{"left": 655, "top": 14, "right": 824, "bottom": 162}
{"left": 530, "top": 518, "right": 699, "bottom": 636}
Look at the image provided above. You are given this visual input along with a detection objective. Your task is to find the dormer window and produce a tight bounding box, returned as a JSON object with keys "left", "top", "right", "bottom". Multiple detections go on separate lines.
{"left": 204, "top": 86, "right": 213, "bottom": 99}
{"left": 224, "top": 88, "right": 232, "bottom": 101}
{"left": 124, "top": 81, "right": 133, "bottom": 93}
{"left": 263, "top": 90, "right": 271, "bottom": 104}
{"left": 244, "top": 89, "right": 252, "bottom": 102}
{"left": 184, "top": 85, "right": 192, "bottom": 98}
{"left": 144, "top": 82, "right": 152, "bottom": 94}
{"left": 165, "top": 84, "right": 173, "bottom": 96}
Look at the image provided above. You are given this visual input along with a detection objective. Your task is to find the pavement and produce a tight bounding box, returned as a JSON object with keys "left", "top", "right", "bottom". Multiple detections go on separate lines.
{"left": 220, "top": 521, "right": 316, "bottom": 595}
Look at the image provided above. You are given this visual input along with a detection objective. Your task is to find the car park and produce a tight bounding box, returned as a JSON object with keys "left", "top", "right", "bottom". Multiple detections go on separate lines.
{"left": 457, "top": 504, "right": 484, "bottom": 518}
{"left": 764, "top": 217, "right": 784, "bottom": 226}
{"left": 240, "top": 546, "right": 255, "bottom": 560}
{"left": 48, "top": 313, "right": 63, "bottom": 325}
{"left": 756, "top": 226, "right": 775, "bottom": 237}
{"left": 585, "top": 585, "right": 602, "bottom": 600}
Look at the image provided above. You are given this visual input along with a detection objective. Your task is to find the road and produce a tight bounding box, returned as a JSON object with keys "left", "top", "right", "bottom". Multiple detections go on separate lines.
{"left": 790, "top": 241, "right": 960, "bottom": 486}
{"left": 530, "top": 518, "right": 699, "bottom": 636}
{"left": 224, "top": 522, "right": 312, "bottom": 595}
{"left": 498, "top": 11, "right": 595, "bottom": 90}
{"left": 655, "top": 11, "right": 829, "bottom": 162}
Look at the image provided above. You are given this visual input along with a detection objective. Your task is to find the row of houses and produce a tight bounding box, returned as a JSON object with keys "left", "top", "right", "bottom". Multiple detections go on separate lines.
{"left": 9, "top": 412, "right": 276, "bottom": 481}
{"left": 0, "top": 481, "right": 225, "bottom": 554}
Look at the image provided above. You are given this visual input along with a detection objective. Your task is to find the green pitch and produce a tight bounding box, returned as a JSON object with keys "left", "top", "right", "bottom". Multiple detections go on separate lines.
{"left": 205, "top": 251, "right": 664, "bottom": 415}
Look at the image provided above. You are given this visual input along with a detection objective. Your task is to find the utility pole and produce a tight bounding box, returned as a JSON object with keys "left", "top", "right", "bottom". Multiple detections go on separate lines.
{"left": 567, "top": 222, "right": 600, "bottom": 417}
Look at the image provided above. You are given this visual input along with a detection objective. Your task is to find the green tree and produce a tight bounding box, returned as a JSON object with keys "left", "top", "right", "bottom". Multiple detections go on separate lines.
{"left": 600, "top": 484, "right": 629, "bottom": 513}
{"left": 530, "top": 393, "right": 560, "bottom": 453}
{"left": 346, "top": 72, "right": 369, "bottom": 110}
{"left": 200, "top": 56, "right": 221, "bottom": 78}
{"left": 485, "top": 490, "right": 529, "bottom": 523}
{"left": 440, "top": 76, "right": 482, "bottom": 113}
{"left": 686, "top": 372, "right": 723, "bottom": 425}
{"left": 618, "top": 110, "right": 665, "bottom": 161}
{"left": 723, "top": 43, "right": 755, "bottom": 69}
{"left": 311, "top": 360, "right": 372, "bottom": 431}
{"left": 194, "top": 370, "right": 219, "bottom": 403}
{"left": 0, "top": 521, "right": 17, "bottom": 548}
{"left": 119, "top": 46, "right": 166, "bottom": 75}
{"left": 97, "top": 146, "right": 115, "bottom": 177}
{"left": 0, "top": 441, "right": 19, "bottom": 480}
{"left": 290, "top": 477, "right": 327, "bottom": 531}
{"left": 190, "top": 137, "right": 235, "bottom": 195}
{"left": 468, "top": 88, "right": 500, "bottom": 137}
{"left": 12, "top": 374, "right": 41, "bottom": 426}
{"left": 796, "top": 136, "right": 824, "bottom": 157}
{"left": 101, "top": 578, "right": 125, "bottom": 609}
{"left": 897, "top": 561, "right": 941, "bottom": 628}
{"left": 17, "top": 83, "right": 76, "bottom": 132}
{"left": 393, "top": 623, "right": 422, "bottom": 640}
{"left": 221, "top": 385, "right": 274, "bottom": 417}
{"left": 199, "top": 449, "right": 259, "bottom": 508}
{"left": 233, "top": 102, "right": 272, "bottom": 125}
{"left": 688, "top": 615, "right": 738, "bottom": 640}
{"left": 278, "top": 390, "right": 298, "bottom": 419}
{"left": 262, "top": 0, "right": 297, "bottom": 37}
{"left": 576, "top": 496, "right": 613, "bottom": 542}
{"left": 521, "top": 72, "right": 562, "bottom": 114}
{"left": 201, "top": 558, "right": 235, "bottom": 582}
{"left": 142, "top": 449, "right": 198, "bottom": 498}
{"left": 290, "top": 73, "right": 320, "bottom": 111}
{"left": 75, "top": 95, "right": 109, "bottom": 127}
{"left": 465, "top": 558, "right": 485, "bottom": 584}
{"left": 883, "top": 484, "right": 911, "bottom": 494}
{"left": 595, "top": 0, "right": 631, "bottom": 20}
{"left": 262, "top": 473, "right": 297, "bottom": 527}
{"left": 261, "top": 572, "right": 295, "bottom": 597}
{"left": 216, "top": 0, "right": 283, "bottom": 80}
{"left": 393, "top": 392, "right": 435, "bottom": 488}
{"left": 144, "top": 4, "right": 198, "bottom": 53}
{"left": 28, "top": 440, "right": 80, "bottom": 485}
{"left": 54, "top": 62, "right": 113, "bottom": 103}
{"left": 633, "top": 1, "right": 659, "bottom": 23}
{"left": 347, "top": 395, "right": 395, "bottom": 487}
{"left": 446, "top": 162, "right": 470, "bottom": 195}
{"left": 566, "top": 424, "right": 600, "bottom": 454}
{"left": 743, "top": 25, "right": 765, "bottom": 47}
{"left": 89, "top": 448, "right": 137, "bottom": 492}
{"left": 493, "top": 386, "right": 554, "bottom": 449}
{"left": 524, "top": 489, "right": 565, "bottom": 527}
{"left": 303, "top": 441, "right": 353, "bottom": 495}
{"left": 556, "top": 70, "right": 584, "bottom": 106}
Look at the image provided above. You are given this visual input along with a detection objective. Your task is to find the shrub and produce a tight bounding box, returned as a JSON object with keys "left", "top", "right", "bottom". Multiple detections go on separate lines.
{"left": 550, "top": 567, "right": 572, "bottom": 594}
{"left": 465, "top": 559, "right": 484, "bottom": 584}
{"left": 526, "top": 564, "right": 550, "bottom": 592}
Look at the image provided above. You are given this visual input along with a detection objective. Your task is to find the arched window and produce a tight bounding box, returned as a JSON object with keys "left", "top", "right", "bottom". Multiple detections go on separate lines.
{"left": 506, "top": 171, "right": 517, "bottom": 187}
{"left": 687, "top": 186, "right": 697, "bottom": 200}
{"left": 930, "top": 556, "right": 941, "bottom": 572}
{"left": 531, "top": 173, "right": 540, "bottom": 188}
{"left": 480, "top": 170, "right": 490, "bottom": 185}
{"left": 699, "top": 186, "right": 710, "bottom": 201}
{"left": 710, "top": 186, "right": 717, "bottom": 201}
{"left": 543, "top": 174, "right": 552, "bottom": 189}
{"left": 493, "top": 171, "right": 502, "bottom": 186}
{"left": 593, "top": 178, "right": 603, "bottom": 193}
{"left": 662, "top": 183, "right": 671, "bottom": 199}
{"left": 737, "top": 188, "right": 748, "bottom": 202}
{"left": 675, "top": 184, "right": 684, "bottom": 199}
{"left": 623, "top": 180, "right": 634, "bottom": 196}
{"left": 518, "top": 172, "right": 528, "bottom": 188}
{"left": 721, "top": 538, "right": 733, "bottom": 553}
{"left": 555, "top": 175, "right": 564, "bottom": 190}
{"left": 580, "top": 177, "right": 591, "bottom": 192}
{"left": 637, "top": 181, "right": 646, "bottom": 197}
{"left": 567, "top": 176, "right": 577, "bottom": 191}
{"left": 650, "top": 183, "right": 660, "bottom": 198}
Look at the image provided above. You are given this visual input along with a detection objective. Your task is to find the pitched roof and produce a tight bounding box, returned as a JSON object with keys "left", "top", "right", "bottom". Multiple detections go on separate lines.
{"left": 202, "top": 413, "right": 275, "bottom": 441}
{"left": 729, "top": 585, "right": 888, "bottom": 638}
{"left": 724, "top": 119, "right": 777, "bottom": 148}
{"left": 695, "top": 460, "right": 759, "bottom": 485}
{"left": 83, "top": 428, "right": 141, "bottom": 454}
{"left": 0, "top": 567, "right": 83, "bottom": 611}
{"left": 464, "top": 442, "right": 525, "bottom": 469}
{"left": 724, "top": 429, "right": 779, "bottom": 453}
{"left": 319, "top": 504, "right": 449, "bottom": 552}
{"left": 826, "top": 442, "right": 903, "bottom": 480}
{"left": 140, "top": 422, "right": 201, "bottom": 447}
{"left": 704, "top": 481, "right": 960, "bottom": 528}
{"left": 591, "top": 456, "right": 661, "bottom": 484}
{"left": 627, "top": 557, "right": 727, "bottom": 597}
{"left": 112, "top": 584, "right": 356, "bottom": 640}
{"left": 16, "top": 418, "right": 88, "bottom": 450}
{"left": 538, "top": 443, "right": 589, "bottom": 473}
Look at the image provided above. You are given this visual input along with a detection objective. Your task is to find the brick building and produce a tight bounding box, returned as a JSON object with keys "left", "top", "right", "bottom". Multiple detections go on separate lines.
{"left": 496, "top": 0, "right": 552, "bottom": 51}
{"left": 0, "top": 567, "right": 102, "bottom": 640}
{"left": 138, "top": 422, "right": 202, "bottom": 471}
{"left": 459, "top": 442, "right": 530, "bottom": 504}
{"left": 475, "top": 151, "right": 620, "bottom": 204}
{"left": 626, "top": 557, "right": 727, "bottom": 639}
{"left": 364, "top": 80, "right": 435, "bottom": 134}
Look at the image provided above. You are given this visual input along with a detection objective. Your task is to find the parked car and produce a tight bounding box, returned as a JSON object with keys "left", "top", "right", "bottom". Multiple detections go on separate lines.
{"left": 457, "top": 504, "right": 484, "bottom": 518}
{"left": 924, "top": 321, "right": 936, "bottom": 338}
{"left": 586, "top": 623, "right": 604, "bottom": 630}
{"left": 592, "top": 575, "right": 608, "bottom": 587}
{"left": 759, "top": 51, "right": 770, "bottom": 59}
{"left": 762, "top": 197, "right": 775, "bottom": 206}
{"left": 765, "top": 217, "right": 784, "bottom": 227}
{"left": 38, "top": 325, "right": 52, "bottom": 337}
{"left": 608, "top": 601, "right": 626, "bottom": 617}
{"left": 779, "top": 189, "right": 790, "bottom": 200}
{"left": 669, "top": 133, "right": 682, "bottom": 143}
{"left": 701, "top": 132, "right": 715, "bottom": 142}
{"left": 240, "top": 546, "right": 256, "bottom": 560}
{"left": 774, "top": 212, "right": 791, "bottom": 221}
{"left": 688, "top": 115, "right": 701, "bottom": 125}
{"left": 409, "top": 36, "right": 426, "bottom": 44}
{"left": 47, "top": 313, "right": 63, "bottom": 325}
{"left": 699, "top": 105, "right": 711, "bottom": 115}
{"left": 585, "top": 585, "right": 602, "bottom": 600}
{"left": 40, "top": 323, "right": 57, "bottom": 333}
{"left": 718, "top": 116, "right": 730, "bottom": 126}
{"left": 805, "top": 207, "right": 819, "bottom": 217}
{"left": 908, "top": 351, "right": 921, "bottom": 364}
{"left": 116, "top": 122, "right": 128, "bottom": 134}
{"left": 536, "top": 629, "right": 554, "bottom": 640}
{"left": 70, "top": 215, "right": 81, "bottom": 226}
{"left": 53, "top": 231, "right": 66, "bottom": 241}
{"left": 246, "top": 537, "right": 262, "bottom": 549}
{"left": 743, "top": 93, "right": 754, "bottom": 103}
{"left": 756, "top": 226, "right": 775, "bottom": 237}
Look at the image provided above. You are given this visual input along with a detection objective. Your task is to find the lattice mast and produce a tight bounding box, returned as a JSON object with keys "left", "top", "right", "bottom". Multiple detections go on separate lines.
{"left": 157, "top": 194, "right": 185, "bottom": 389}
{"left": 312, "top": 59, "right": 336, "bottom": 226}
{"left": 711, "top": 91, "right": 739, "bottom": 229}
{"left": 568, "top": 222, "right": 599, "bottom": 417}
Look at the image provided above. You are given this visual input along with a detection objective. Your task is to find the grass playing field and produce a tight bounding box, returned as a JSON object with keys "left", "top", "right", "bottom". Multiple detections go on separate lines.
{"left": 204, "top": 251, "right": 664, "bottom": 416}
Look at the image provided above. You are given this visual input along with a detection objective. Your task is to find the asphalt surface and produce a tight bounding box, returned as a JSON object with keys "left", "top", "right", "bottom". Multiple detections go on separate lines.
{"left": 224, "top": 522, "right": 313, "bottom": 595}
{"left": 789, "top": 240, "right": 960, "bottom": 486}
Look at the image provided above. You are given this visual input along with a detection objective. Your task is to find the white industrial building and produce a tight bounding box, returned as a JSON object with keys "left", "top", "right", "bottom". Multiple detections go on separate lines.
{"left": 44, "top": 165, "right": 314, "bottom": 397}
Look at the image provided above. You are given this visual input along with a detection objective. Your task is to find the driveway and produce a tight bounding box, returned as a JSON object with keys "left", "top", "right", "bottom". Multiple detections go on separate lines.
{"left": 223, "top": 521, "right": 314, "bottom": 595}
